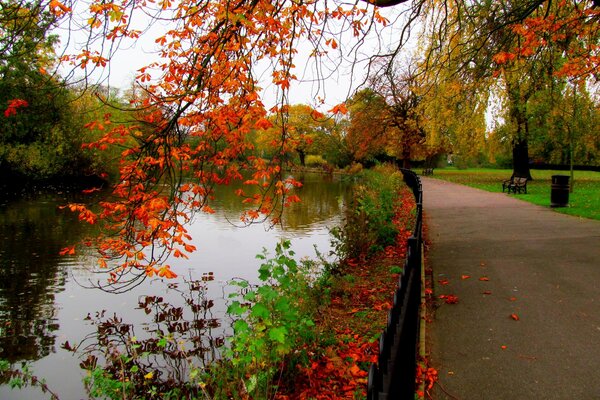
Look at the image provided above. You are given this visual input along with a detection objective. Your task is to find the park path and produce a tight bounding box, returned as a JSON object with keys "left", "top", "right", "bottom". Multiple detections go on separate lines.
{"left": 421, "top": 177, "right": 600, "bottom": 400}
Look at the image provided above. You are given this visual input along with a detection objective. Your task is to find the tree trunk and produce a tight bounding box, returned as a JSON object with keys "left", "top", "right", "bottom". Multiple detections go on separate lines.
{"left": 512, "top": 138, "right": 532, "bottom": 180}
{"left": 297, "top": 149, "right": 306, "bottom": 167}
{"left": 512, "top": 102, "right": 533, "bottom": 180}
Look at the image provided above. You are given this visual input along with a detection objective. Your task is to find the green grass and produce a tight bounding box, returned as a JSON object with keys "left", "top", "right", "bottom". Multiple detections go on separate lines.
{"left": 430, "top": 168, "right": 600, "bottom": 221}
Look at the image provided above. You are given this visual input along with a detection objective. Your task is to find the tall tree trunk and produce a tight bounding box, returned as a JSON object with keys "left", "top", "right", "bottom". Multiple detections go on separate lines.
{"left": 512, "top": 138, "right": 532, "bottom": 180}
{"left": 511, "top": 97, "right": 533, "bottom": 180}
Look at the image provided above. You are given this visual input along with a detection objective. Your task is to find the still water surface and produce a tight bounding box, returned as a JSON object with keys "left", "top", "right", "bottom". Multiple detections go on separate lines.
{"left": 0, "top": 173, "right": 350, "bottom": 399}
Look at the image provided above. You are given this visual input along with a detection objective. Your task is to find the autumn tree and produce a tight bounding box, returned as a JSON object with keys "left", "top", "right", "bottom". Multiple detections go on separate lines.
{"left": 258, "top": 104, "right": 332, "bottom": 167}
{"left": 343, "top": 88, "right": 389, "bottom": 164}
{"left": 368, "top": 60, "right": 429, "bottom": 167}
{"left": 490, "top": 0, "right": 600, "bottom": 177}
{"left": 417, "top": 0, "right": 599, "bottom": 177}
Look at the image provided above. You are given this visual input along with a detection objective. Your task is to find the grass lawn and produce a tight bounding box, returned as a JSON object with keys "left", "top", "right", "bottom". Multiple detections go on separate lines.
{"left": 429, "top": 168, "right": 600, "bottom": 221}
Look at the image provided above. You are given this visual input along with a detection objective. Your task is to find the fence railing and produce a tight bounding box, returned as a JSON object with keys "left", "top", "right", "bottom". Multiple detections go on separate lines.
{"left": 367, "top": 168, "right": 423, "bottom": 400}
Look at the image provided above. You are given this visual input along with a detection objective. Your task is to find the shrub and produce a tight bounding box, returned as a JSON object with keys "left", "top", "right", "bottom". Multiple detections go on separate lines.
{"left": 304, "top": 154, "right": 328, "bottom": 167}
{"left": 330, "top": 164, "right": 403, "bottom": 265}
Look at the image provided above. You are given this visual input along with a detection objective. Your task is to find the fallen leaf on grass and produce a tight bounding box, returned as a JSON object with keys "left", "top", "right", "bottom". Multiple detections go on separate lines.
{"left": 439, "top": 294, "right": 459, "bottom": 304}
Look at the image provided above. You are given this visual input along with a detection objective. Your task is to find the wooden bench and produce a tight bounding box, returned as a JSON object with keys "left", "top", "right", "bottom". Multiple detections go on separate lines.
{"left": 502, "top": 176, "right": 528, "bottom": 194}
{"left": 422, "top": 167, "right": 434, "bottom": 176}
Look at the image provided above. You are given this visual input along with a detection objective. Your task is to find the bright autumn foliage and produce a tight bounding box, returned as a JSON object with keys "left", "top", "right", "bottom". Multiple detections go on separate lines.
{"left": 52, "top": 0, "right": 393, "bottom": 287}
{"left": 492, "top": 2, "right": 600, "bottom": 82}
{"left": 3, "top": 99, "right": 29, "bottom": 117}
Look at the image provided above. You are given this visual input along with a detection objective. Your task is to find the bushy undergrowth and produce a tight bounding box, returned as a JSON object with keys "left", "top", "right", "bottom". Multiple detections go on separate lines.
{"left": 330, "top": 165, "right": 404, "bottom": 266}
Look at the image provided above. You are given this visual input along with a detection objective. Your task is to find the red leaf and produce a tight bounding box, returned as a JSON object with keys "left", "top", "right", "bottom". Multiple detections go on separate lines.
{"left": 510, "top": 313, "right": 520, "bottom": 321}
{"left": 439, "top": 294, "right": 459, "bottom": 304}
{"left": 479, "top": 277, "right": 490, "bottom": 281}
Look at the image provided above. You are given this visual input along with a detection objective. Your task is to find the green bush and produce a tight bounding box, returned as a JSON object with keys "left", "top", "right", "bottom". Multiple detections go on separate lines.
{"left": 330, "top": 164, "right": 403, "bottom": 264}
{"left": 212, "top": 240, "right": 318, "bottom": 398}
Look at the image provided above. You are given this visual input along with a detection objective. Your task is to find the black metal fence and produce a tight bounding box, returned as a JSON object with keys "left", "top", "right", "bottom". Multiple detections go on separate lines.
{"left": 367, "top": 168, "right": 423, "bottom": 400}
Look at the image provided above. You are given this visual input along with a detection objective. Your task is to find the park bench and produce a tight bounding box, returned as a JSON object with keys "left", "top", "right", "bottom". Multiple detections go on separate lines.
{"left": 502, "top": 176, "right": 528, "bottom": 194}
{"left": 422, "top": 167, "right": 434, "bottom": 176}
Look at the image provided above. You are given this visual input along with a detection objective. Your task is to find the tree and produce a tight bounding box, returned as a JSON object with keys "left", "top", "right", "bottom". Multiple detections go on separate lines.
{"left": 265, "top": 104, "right": 331, "bottom": 167}
{"left": 344, "top": 88, "right": 389, "bottom": 164}
{"left": 0, "top": 0, "right": 95, "bottom": 181}
{"left": 368, "top": 61, "right": 429, "bottom": 167}
{"left": 417, "top": 0, "right": 599, "bottom": 177}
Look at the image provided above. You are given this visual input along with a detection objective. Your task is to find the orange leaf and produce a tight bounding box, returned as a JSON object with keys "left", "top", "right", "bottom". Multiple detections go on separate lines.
{"left": 59, "top": 246, "right": 76, "bottom": 256}
{"left": 510, "top": 313, "right": 520, "bottom": 321}
{"left": 328, "top": 103, "right": 348, "bottom": 115}
{"left": 479, "top": 277, "right": 490, "bottom": 281}
{"left": 461, "top": 275, "right": 471, "bottom": 280}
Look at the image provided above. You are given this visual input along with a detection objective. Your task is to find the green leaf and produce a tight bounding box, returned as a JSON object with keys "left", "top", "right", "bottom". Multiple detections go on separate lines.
{"left": 227, "top": 301, "right": 245, "bottom": 316}
{"left": 268, "top": 327, "right": 287, "bottom": 343}
{"left": 250, "top": 303, "right": 270, "bottom": 320}
{"left": 233, "top": 319, "right": 249, "bottom": 334}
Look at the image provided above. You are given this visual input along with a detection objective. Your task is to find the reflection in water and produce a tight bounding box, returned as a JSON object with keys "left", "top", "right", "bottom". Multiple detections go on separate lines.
{"left": 0, "top": 173, "right": 350, "bottom": 399}
{"left": 0, "top": 192, "right": 88, "bottom": 363}
{"left": 66, "top": 277, "right": 225, "bottom": 399}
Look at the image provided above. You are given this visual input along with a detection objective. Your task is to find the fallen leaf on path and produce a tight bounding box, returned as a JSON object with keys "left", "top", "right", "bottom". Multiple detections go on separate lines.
{"left": 479, "top": 277, "right": 490, "bottom": 281}
{"left": 438, "top": 278, "right": 450, "bottom": 285}
{"left": 461, "top": 275, "right": 471, "bottom": 280}
{"left": 501, "top": 345, "right": 507, "bottom": 350}
{"left": 509, "top": 296, "right": 517, "bottom": 301}
{"left": 482, "top": 291, "right": 492, "bottom": 295}
{"left": 439, "top": 294, "right": 459, "bottom": 304}
{"left": 510, "top": 313, "right": 519, "bottom": 321}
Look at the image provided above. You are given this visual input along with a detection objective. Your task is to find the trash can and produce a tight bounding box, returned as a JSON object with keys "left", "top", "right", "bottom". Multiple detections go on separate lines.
{"left": 550, "top": 175, "right": 570, "bottom": 207}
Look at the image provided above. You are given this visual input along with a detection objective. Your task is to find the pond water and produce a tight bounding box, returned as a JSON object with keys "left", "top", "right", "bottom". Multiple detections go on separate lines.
{"left": 0, "top": 173, "right": 351, "bottom": 399}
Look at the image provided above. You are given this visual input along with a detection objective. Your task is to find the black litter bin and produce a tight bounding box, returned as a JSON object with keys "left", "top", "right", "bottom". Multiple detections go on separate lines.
{"left": 550, "top": 175, "right": 570, "bottom": 207}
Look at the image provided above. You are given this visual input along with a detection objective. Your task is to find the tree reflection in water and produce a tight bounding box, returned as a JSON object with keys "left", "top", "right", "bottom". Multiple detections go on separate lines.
{"left": 64, "top": 275, "right": 225, "bottom": 398}
{"left": 0, "top": 191, "right": 89, "bottom": 363}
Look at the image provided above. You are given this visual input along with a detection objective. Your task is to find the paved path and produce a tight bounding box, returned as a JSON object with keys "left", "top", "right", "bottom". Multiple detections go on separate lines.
{"left": 422, "top": 178, "right": 600, "bottom": 400}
